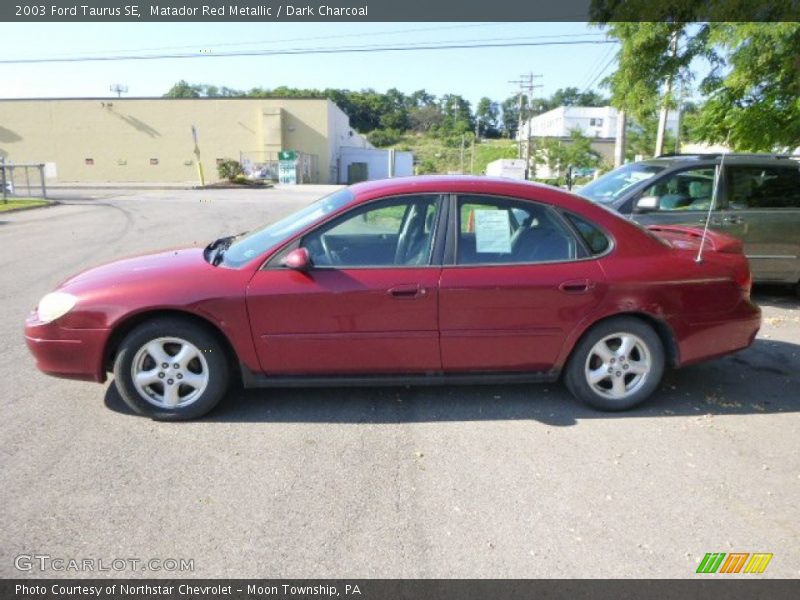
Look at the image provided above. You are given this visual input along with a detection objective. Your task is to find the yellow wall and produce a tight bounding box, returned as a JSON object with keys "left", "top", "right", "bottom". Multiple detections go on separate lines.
{"left": 0, "top": 98, "right": 343, "bottom": 183}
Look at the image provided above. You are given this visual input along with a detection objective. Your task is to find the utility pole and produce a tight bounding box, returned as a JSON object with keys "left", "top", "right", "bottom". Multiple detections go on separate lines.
{"left": 614, "top": 109, "right": 627, "bottom": 167}
{"left": 509, "top": 73, "right": 542, "bottom": 175}
{"left": 674, "top": 81, "right": 684, "bottom": 154}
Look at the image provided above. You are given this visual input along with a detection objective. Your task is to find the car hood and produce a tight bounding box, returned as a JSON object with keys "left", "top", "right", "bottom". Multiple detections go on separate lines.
{"left": 57, "top": 247, "right": 217, "bottom": 293}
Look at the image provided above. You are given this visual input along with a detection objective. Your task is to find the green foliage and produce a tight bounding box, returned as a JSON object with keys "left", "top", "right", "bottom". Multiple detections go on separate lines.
{"left": 366, "top": 128, "right": 403, "bottom": 147}
{"left": 624, "top": 115, "right": 678, "bottom": 160}
{"left": 693, "top": 23, "right": 800, "bottom": 151}
{"left": 592, "top": 5, "right": 800, "bottom": 152}
{"left": 534, "top": 129, "right": 602, "bottom": 175}
{"left": 217, "top": 159, "right": 244, "bottom": 181}
{"left": 164, "top": 80, "right": 243, "bottom": 98}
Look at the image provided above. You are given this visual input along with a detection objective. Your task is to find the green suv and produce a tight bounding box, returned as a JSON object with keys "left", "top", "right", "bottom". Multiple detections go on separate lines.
{"left": 579, "top": 154, "right": 800, "bottom": 291}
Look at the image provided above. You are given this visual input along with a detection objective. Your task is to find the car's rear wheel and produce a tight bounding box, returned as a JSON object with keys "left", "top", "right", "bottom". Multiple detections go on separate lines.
{"left": 564, "top": 317, "right": 665, "bottom": 411}
{"left": 113, "top": 318, "right": 229, "bottom": 420}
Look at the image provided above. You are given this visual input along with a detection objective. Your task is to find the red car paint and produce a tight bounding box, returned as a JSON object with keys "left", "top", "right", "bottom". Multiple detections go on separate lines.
{"left": 25, "top": 176, "right": 760, "bottom": 386}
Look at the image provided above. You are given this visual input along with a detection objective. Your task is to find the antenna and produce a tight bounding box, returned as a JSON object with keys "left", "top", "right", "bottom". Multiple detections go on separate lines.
{"left": 695, "top": 135, "right": 730, "bottom": 263}
{"left": 109, "top": 83, "right": 128, "bottom": 98}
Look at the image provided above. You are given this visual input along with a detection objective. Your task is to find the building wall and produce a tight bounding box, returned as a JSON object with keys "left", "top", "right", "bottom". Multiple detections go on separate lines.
{"left": 339, "top": 147, "right": 413, "bottom": 183}
{"left": 526, "top": 106, "right": 679, "bottom": 139}
{"left": 0, "top": 97, "right": 368, "bottom": 184}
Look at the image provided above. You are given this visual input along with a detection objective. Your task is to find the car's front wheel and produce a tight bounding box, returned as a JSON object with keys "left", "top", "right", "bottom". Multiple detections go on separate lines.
{"left": 564, "top": 317, "right": 665, "bottom": 411}
{"left": 113, "top": 318, "right": 230, "bottom": 420}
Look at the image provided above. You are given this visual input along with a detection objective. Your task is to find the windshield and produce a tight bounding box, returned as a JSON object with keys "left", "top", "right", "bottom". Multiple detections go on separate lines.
{"left": 220, "top": 188, "right": 354, "bottom": 267}
{"left": 579, "top": 163, "right": 665, "bottom": 204}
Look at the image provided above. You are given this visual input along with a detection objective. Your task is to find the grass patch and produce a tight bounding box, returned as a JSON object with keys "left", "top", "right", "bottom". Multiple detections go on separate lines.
{"left": 0, "top": 198, "right": 50, "bottom": 212}
{"left": 388, "top": 133, "right": 518, "bottom": 175}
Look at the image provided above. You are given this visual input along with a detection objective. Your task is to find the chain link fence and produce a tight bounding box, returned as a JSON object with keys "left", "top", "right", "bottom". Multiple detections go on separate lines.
{"left": 238, "top": 151, "right": 320, "bottom": 184}
{"left": 1, "top": 159, "right": 48, "bottom": 201}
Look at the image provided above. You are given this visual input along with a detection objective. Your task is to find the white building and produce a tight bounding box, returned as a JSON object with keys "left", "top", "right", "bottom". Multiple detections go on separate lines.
{"left": 521, "top": 106, "right": 680, "bottom": 140}
{"left": 338, "top": 147, "right": 414, "bottom": 184}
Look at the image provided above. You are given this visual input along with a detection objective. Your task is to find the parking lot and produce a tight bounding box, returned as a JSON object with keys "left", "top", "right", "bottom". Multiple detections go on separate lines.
{"left": 1, "top": 186, "right": 798, "bottom": 578}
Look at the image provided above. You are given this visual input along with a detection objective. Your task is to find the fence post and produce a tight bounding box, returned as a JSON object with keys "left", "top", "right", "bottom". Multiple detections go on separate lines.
{"left": 1, "top": 157, "right": 7, "bottom": 203}
{"left": 39, "top": 164, "right": 47, "bottom": 199}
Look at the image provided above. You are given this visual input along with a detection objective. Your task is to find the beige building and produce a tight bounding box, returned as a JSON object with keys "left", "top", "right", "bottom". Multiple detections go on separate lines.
{"left": 0, "top": 97, "right": 371, "bottom": 184}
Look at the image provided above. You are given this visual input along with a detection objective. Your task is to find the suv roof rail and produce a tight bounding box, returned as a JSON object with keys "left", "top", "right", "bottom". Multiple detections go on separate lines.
{"left": 657, "top": 152, "right": 800, "bottom": 160}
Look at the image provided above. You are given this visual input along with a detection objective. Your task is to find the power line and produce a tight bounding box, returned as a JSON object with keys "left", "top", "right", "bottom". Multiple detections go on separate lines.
{"left": 0, "top": 39, "right": 618, "bottom": 66}
{"left": 581, "top": 51, "right": 618, "bottom": 93}
{"left": 44, "top": 23, "right": 604, "bottom": 58}
{"left": 577, "top": 43, "right": 615, "bottom": 92}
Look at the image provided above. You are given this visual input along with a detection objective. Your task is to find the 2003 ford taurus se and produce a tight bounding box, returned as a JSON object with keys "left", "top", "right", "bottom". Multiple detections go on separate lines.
{"left": 25, "top": 176, "right": 761, "bottom": 420}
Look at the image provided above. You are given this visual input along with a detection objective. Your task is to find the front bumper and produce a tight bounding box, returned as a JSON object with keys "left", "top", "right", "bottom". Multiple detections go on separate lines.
{"left": 25, "top": 318, "right": 109, "bottom": 383}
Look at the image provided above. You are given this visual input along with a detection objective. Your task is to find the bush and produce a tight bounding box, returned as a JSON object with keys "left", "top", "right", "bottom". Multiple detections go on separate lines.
{"left": 217, "top": 159, "right": 244, "bottom": 181}
{"left": 367, "top": 128, "right": 403, "bottom": 147}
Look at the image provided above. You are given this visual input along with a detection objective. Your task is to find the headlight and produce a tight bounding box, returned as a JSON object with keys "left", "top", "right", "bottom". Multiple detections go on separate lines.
{"left": 36, "top": 292, "right": 77, "bottom": 324}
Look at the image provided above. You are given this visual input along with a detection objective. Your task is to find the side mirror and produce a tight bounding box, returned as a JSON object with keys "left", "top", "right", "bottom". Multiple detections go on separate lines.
{"left": 634, "top": 195, "right": 660, "bottom": 214}
{"left": 281, "top": 247, "right": 312, "bottom": 271}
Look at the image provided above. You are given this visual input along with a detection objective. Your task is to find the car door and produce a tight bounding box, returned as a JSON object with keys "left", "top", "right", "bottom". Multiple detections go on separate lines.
{"left": 246, "top": 194, "right": 445, "bottom": 375}
{"left": 438, "top": 194, "right": 607, "bottom": 372}
{"left": 720, "top": 163, "right": 800, "bottom": 283}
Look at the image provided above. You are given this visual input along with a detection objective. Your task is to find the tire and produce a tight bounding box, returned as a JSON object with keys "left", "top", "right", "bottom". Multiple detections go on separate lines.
{"left": 564, "top": 317, "right": 665, "bottom": 411}
{"left": 113, "top": 317, "right": 230, "bottom": 420}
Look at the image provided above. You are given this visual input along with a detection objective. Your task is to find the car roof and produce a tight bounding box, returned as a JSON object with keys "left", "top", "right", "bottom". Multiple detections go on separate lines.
{"left": 349, "top": 174, "right": 557, "bottom": 195}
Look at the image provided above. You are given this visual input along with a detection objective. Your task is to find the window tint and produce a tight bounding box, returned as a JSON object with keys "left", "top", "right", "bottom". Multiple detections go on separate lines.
{"left": 456, "top": 195, "right": 580, "bottom": 265}
{"left": 727, "top": 166, "right": 800, "bottom": 209}
{"left": 302, "top": 195, "right": 440, "bottom": 267}
{"left": 642, "top": 168, "right": 717, "bottom": 211}
{"left": 565, "top": 213, "right": 611, "bottom": 255}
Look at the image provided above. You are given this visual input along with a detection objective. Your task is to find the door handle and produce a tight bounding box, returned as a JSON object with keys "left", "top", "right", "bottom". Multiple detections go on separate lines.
{"left": 388, "top": 284, "right": 426, "bottom": 298}
{"left": 559, "top": 279, "right": 595, "bottom": 294}
{"left": 698, "top": 217, "right": 723, "bottom": 226}
{"left": 721, "top": 215, "right": 743, "bottom": 225}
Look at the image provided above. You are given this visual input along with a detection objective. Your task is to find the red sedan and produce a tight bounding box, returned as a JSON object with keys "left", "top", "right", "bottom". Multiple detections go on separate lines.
{"left": 25, "top": 176, "right": 760, "bottom": 420}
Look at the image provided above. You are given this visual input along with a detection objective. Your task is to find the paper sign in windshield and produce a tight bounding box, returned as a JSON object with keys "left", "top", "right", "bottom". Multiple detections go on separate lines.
{"left": 474, "top": 210, "right": 512, "bottom": 254}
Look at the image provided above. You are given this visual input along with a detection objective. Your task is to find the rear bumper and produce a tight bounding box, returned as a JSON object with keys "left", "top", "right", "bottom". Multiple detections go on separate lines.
{"left": 25, "top": 319, "right": 109, "bottom": 383}
{"left": 675, "top": 299, "right": 761, "bottom": 367}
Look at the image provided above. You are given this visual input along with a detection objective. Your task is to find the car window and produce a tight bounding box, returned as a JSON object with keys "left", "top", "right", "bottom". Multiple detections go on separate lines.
{"left": 641, "top": 168, "right": 717, "bottom": 211}
{"left": 456, "top": 195, "right": 581, "bottom": 265}
{"left": 223, "top": 187, "right": 353, "bottom": 267}
{"left": 564, "top": 213, "right": 611, "bottom": 255}
{"left": 302, "top": 195, "right": 440, "bottom": 267}
{"left": 727, "top": 166, "right": 800, "bottom": 209}
{"left": 579, "top": 163, "right": 664, "bottom": 204}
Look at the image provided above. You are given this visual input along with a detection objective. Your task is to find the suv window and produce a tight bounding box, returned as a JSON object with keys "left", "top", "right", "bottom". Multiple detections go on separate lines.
{"left": 727, "top": 165, "right": 800, "bottom": 209}
{"left": 641, "top": 168, "right": 717, "bottom": 211}
{"left": 456, "top": 195, "right": 581, "bottom": 265}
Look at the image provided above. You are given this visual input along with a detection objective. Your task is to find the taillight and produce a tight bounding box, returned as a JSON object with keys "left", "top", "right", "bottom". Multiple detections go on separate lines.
{"left": 734, "top": 263, "right": 753, "bottom": 296}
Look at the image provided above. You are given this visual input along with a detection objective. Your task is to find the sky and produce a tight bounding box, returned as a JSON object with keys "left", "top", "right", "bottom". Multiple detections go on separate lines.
{"left": 0, "top": 22, "right": 621, "bottom": 107}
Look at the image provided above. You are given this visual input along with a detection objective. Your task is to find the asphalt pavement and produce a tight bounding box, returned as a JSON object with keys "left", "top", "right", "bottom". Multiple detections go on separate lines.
{"left": 1, "top": 186, "right": 798, "bottom": 578}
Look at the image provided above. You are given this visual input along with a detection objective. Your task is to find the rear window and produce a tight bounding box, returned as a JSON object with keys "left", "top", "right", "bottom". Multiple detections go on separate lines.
{"left": 565, "top": 213, "right": 611, "bottom": 255}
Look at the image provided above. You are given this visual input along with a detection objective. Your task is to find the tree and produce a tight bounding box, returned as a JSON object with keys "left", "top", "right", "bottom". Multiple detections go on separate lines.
{"left": 549, "top": 87, "right": 609, "bottom": 108}
{"left": 439, "top": 94, "right": 473, "bottom": 134}
{"left": 501, "top": 96, "right": 521, "bottom": 139}
{"left": 164, "top": 80, "right": 202, "bottom": 98}
{"left": 592, "top": 0, "right": 800, "bottom": 152}
{"left": 535, "top": 129, "right": 602, "bottom": 176}
{"left": 475, "top": 97, "right": 500, "bottom": 138}
{"left": 692, "top": 22, "right": 800, "bottom": 151}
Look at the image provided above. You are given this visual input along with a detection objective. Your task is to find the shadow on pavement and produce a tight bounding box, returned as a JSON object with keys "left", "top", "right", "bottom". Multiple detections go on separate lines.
{"left": 104, "top": 338, "right": 800, "bottom": 427}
